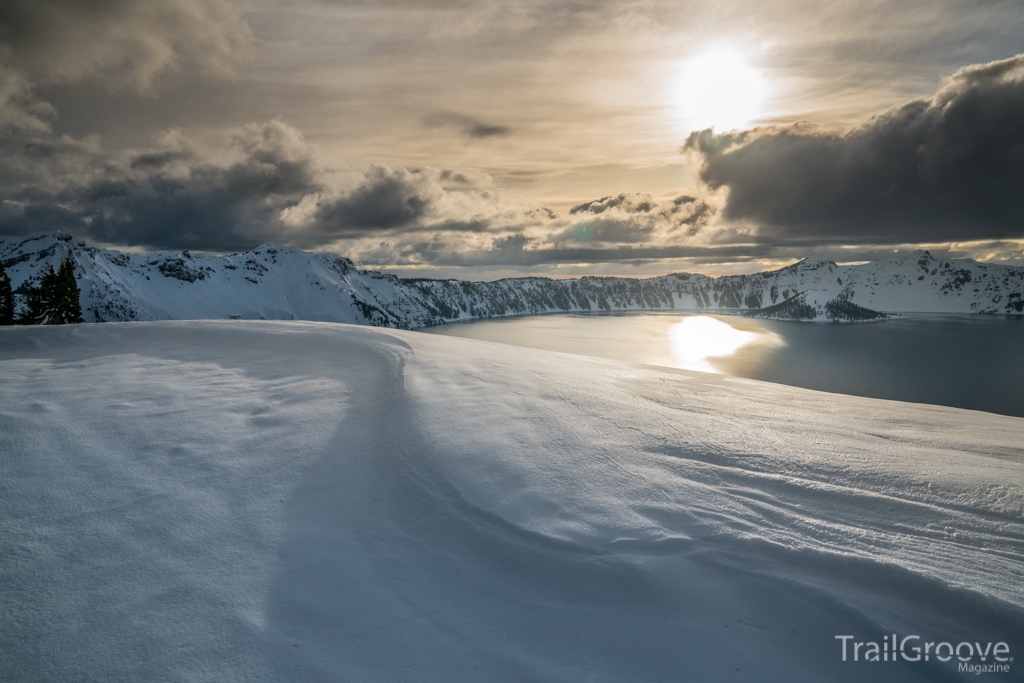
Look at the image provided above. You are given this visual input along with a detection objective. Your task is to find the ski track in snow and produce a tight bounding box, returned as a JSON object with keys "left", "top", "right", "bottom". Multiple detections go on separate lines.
{"left": 1, "top": 321, "right": 1022, "bottom": 682}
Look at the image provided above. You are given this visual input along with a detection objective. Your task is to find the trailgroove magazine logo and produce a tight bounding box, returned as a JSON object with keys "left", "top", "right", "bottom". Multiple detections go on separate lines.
{"left": 836, "top": 634, "right": 1013, "bottom": 675}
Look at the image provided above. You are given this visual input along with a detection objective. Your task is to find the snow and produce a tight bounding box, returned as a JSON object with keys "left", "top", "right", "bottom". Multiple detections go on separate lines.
{"left": 2, "top": 321, "right": 1023, "bottom": 681}
{"left": 3, "top": 232, "right": 1023, "bottom": 327}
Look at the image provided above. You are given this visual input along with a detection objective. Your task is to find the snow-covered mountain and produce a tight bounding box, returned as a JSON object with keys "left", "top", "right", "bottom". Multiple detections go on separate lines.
{"left": 2, "top": 232, "right": 1022, "bottom": 326}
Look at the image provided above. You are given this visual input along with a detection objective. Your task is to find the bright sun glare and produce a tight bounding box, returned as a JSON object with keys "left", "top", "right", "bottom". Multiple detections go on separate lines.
{"left": 674, "top": 47, "right": 768, "bottom": 132}
{"left": 669, "top": 316, "right": 764, "bottom": 373}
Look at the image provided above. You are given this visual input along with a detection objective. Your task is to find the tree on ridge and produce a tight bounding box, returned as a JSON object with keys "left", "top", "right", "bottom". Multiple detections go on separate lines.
{"left": 0, "top": 260, "right": 13, "bottom": 325}
{"left": 18, "top": 257, "right": 83, "bottom": 325}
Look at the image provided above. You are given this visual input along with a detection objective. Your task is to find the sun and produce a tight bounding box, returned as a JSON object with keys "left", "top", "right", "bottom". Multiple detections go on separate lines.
{"left": 674, "top": 47, "right": 768, "bottom": 132}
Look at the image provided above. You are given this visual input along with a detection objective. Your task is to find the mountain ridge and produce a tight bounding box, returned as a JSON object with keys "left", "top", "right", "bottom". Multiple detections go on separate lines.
{"left": 2, "top": 232, "right": 1022, "bottom": 327}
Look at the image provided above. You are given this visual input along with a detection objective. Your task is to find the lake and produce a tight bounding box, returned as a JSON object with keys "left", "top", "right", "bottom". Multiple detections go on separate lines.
{"left": 421, "top": 312, "right": 1024, "bottom": 418}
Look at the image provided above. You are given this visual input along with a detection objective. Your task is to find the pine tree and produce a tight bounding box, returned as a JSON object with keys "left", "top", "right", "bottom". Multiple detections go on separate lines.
{"left": 54, "top": 258, "right": 84, "bottom": 324}
{"left": 18, "top": 266, "right": 54, "bottom": 324}
{"left": 0, "top": 260, "right": 13, "bottom": 325}
{"left": 17, "top": 258, "right": 83, "bottom": 325}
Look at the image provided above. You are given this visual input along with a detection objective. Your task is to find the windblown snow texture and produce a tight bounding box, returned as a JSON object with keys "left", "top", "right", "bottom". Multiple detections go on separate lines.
{"left": 1, "top": 321, "right": 1022, "bottom": 682}
{"left": 2, "top": 232, "right": 1022, "bottom": 326}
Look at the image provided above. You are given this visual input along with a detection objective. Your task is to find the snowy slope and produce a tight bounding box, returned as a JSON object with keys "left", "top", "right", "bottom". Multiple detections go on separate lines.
{"left": 2, "top": 232, "right": 1023, "bottom": 326}
{"left": 742, "top": 253, "right": 1024, "bottom": 318}
{"left": 1, "top": 321, "right": 1022, "bottom": 682}
{"left": 0, "top": 232, "right": 416, "bottom": 326}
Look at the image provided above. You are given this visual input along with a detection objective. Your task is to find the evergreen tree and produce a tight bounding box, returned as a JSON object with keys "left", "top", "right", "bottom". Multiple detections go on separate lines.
{"left": 17, "top": 258, "right": 83, "bottom": 325}
{"left": 54, "top": 258, "right": 84, "bottom": 324}
{"left": 18, "top": 267, "right": 54, "bottom": 325}
{"left": 0, "top": 260, "right": 13, "bottom": 325}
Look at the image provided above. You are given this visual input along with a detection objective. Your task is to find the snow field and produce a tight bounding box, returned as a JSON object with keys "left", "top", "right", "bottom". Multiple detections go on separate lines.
{"left": 1, "top": 321, "right": 1022, "bottom": 681}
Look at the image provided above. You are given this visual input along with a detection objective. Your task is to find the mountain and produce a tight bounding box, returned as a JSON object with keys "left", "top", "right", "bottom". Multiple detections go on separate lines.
{"left": 2, "top": 232, "right": 1022, "bottom": 326}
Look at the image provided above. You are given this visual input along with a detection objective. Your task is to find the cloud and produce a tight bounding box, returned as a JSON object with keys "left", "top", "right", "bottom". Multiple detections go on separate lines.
{"left": 18, "top": 43, "right": 1019, "bottom": 271}
{"left": 0, "top": 67, "right": 56, "bottom": 134}
{"left": 353, "top": 240, "right": 771, "bottom": 268}
{"left": 685, "top": 54, "right": 1024, "bottom": 245}
{"left": 491, "top": 234, "right": 531, "bottom": 251}
{"left": 0, "top": 0, "right": 252, "bottom": 90}
{"left": 289, "top": 166, "right": 563, "bottom": 247}
{"left": 569, "top": 194, "right": 656, "bottom": 215}
{"left": 314, "top": 167, "right": 432, "bottom": 233}
{"left": 0, "top": 113, "right": 322, "bottom": 250}
{"left": 422, "top": 112, "right": 511, "bottom": 139}
{"left": 0, "top": 86, "right": 550, "bottom": 252}
{"left": 561, "top": 192, "right": 714, "bottom": 242}
{"left": 0, "top": 81, "right": 725, "bottom": 263}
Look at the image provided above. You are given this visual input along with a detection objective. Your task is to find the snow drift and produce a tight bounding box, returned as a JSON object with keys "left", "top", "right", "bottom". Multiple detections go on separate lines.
{"left": 1, "top": 321, "right": 1022, "bottom": 681}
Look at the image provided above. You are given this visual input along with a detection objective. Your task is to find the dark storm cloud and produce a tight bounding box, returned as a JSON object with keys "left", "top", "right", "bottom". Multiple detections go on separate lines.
{"left": 685, "top": 54, "right": 1024, "bottom": 245}
{"left": 0, "top": 0, "right": 252, "bottom": 90}
{"left": 0, "top": 119, "right": 322, "bottom": 251}
{"left": 0, "top": 126, "right": 509, "bottom": 250}
{"left": 294, "top": 166, "right": 554, "bottom": 244}
{"left": 314, "top": 167, "right": 429, "bottom": 233}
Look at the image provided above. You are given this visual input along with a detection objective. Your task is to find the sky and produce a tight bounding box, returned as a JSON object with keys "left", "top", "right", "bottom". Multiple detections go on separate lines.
{"left": 1, "top": 0, "right": 1023, "bottom": 279}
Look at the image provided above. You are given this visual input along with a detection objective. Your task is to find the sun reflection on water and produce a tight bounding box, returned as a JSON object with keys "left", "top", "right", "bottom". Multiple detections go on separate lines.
{"left": 669, "top": 316, "right": 775, "bottom": 373}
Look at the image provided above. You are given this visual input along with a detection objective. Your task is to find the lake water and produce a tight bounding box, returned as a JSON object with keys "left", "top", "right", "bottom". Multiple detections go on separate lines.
{"left": 422, "top": 312, "right": 1024, "bottom": 418}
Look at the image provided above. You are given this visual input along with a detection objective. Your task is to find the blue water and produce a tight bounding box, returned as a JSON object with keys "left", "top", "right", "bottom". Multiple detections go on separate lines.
{"left": 422, "top": 312, "right": 1024, "bottom": 418}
